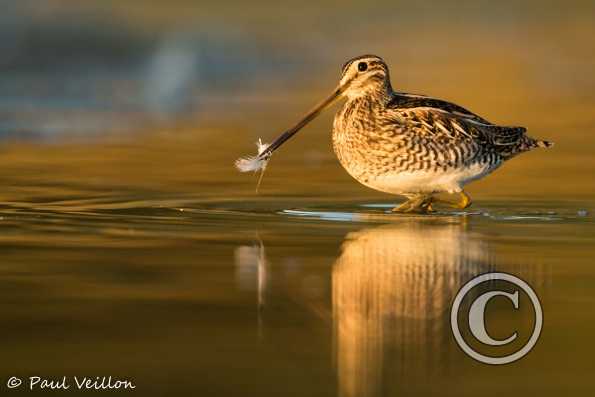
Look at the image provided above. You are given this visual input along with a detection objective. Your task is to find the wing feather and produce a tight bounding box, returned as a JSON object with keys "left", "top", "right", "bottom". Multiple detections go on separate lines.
{"left": 387, "top": 93, "right": 529, "bottom": 159}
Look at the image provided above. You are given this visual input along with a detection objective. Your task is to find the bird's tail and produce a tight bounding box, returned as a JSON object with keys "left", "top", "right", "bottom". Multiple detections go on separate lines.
{"left": 503, "top": 135, "right": 553, "bottom": 159}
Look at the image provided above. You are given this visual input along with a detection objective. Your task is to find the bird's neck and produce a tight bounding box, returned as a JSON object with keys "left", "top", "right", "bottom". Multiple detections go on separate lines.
{"left": 335, "top": 83, "right": 393, "bottom": 133}
{"left": 346, "top": 86, "right": 393, "bottom": 109}
{"left": 348, "top": 81, "right": 394, "bottom": 106}
{"left": 377, "top": 82, "right": 394, "bottom": 105}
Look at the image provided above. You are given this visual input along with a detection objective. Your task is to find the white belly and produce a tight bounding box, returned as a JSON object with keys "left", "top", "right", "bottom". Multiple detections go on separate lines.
{"left": 360, "top": 163, "right": 497, "bottom": 195}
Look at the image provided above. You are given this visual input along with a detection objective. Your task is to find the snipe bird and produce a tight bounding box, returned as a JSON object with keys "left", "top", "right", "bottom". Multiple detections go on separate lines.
{"left": 236, "top": 55, "right": 553, "bottom": 213}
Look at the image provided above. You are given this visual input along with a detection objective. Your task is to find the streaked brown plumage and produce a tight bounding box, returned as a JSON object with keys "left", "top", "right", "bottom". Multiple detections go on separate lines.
{"left": 236, "top": 54, "right": 553, "bottom": 213}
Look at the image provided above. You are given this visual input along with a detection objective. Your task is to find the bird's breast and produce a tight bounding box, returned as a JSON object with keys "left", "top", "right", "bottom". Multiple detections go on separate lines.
{"left": 332, "top": 98, "right": 404, "bottom": 182}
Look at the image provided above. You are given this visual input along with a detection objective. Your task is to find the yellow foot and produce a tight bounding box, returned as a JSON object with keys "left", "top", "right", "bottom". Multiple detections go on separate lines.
{"left": 455, "top": 191, "right": 472, "bottom": 209}
{"left": 431, "top": 191, "right": 473, "bottom": 210}
{"left": 391, "top": 195, "right": 434, "bottom": 214}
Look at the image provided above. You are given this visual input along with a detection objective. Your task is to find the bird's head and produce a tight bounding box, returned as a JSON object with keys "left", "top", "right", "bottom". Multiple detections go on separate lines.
{"left": 339, "top": 55, "right": 392, "bottom": 99}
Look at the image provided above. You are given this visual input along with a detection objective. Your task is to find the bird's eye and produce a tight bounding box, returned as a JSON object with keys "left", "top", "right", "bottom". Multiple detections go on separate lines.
{"left": 357, "top": 62, "right": 368, "bottom": 72}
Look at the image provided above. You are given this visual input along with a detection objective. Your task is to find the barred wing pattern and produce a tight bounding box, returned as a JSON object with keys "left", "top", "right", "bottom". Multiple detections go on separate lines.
{"left": 384, "top": 94, "right": 540, "bottom": 169}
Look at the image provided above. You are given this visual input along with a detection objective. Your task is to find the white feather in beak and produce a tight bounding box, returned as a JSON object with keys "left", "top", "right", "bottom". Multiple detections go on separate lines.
{"left": 235, "top": 139, "right": 271, "bottom": 192}
{"left": 235, "top": 139, "right": 270, "bottom": 172}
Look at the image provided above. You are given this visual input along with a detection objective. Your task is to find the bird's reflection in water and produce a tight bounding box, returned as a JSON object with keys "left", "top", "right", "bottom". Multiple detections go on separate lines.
{"left": 234, "top": 221, "right": 549, "bottom": 396}
{"left": 333, "top": 221, "right": 492, "bottom": 397}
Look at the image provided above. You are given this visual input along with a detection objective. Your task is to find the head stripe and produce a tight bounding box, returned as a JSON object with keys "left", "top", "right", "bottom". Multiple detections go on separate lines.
{"left": 341, "top": 54, "right": 383, "bottom": 75}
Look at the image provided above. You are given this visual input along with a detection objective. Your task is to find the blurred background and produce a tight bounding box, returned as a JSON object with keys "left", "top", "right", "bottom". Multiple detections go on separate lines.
{"left": 0, "top": 1, "right": 594, "bottom": 396}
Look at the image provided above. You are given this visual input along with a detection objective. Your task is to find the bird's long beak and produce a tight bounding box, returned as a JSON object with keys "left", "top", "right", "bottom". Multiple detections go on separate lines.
{"left": 257, "top": 83, "right": 347, "bottom": 159}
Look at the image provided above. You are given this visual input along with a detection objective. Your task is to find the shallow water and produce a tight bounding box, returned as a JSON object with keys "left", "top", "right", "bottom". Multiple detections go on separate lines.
{"left": 2, "top": 1, "right": 595, "bottom": 396}
{"left": 1, "top": 168, "right": 594, "bottom": 396}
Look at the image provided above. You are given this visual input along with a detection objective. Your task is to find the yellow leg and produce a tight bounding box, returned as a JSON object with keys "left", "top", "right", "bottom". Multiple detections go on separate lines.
{"left": 431, "top": 191, "right": 472, "bottom": 209}
{"left": 457, "top": 191, "right": 472, "bottom": 209}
